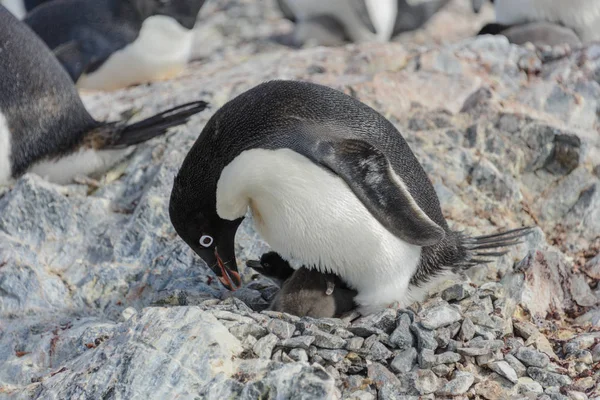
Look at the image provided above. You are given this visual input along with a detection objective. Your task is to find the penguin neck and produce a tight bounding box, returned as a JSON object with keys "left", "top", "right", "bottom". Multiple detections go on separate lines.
{"left": 216, "top": 148, "right": 426, "bottom": 313}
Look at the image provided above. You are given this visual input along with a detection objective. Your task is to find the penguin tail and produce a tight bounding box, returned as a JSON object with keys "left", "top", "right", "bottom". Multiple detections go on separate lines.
{"left": 454, "top": 226, "right": 535, "bottom": 269}
{"left": 105, "top": 100, "right": 209, "bottom": 149}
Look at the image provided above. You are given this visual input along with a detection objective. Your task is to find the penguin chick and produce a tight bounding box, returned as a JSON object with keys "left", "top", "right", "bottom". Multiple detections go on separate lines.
{"left": 23, "top": 0, "right": 207, "bottom": 90}
{"left": 0, "top": 7, "right": 208, "bottom": 186}
{"left": 247, "top": 252, "right": 357, "bottom": 318}
{"left": 477, "top": 21, "right": 582, "bottom": 47}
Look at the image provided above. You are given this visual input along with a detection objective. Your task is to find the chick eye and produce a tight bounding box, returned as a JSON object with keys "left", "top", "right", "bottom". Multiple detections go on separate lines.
{"left": 199, "top": 235, "right": 213, "bottom": 248}
{"left": 263, "top": 263, "right": 270, "bottom": 268}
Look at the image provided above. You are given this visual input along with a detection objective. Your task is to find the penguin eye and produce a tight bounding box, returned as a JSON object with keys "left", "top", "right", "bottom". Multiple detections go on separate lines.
{"left": 199, "top": 235, "right": 214, "bottom": 248}
{"left": 263, "top": 263, "right": 270, "bottom": 268}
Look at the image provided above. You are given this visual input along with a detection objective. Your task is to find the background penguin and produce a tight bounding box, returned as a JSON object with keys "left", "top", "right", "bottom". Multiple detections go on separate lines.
{"left": 0, "top": 0, "right": 49, "bottom": 19}
{"left": 472, "top": 0, "right": 599, "bottom": 45}
{"left": 168, "top": 79, "right": 532, "bottom": 315}
{"left": 0, "top": 6, "right": 207, "bottom": 187}
{"left": 276, "top": 0, "right": 450, "bottom": 47}
{"left": 247, "top": 252, "right": 357, "bottom": 318}
{"left": 23, "top": 0, "right": 207, "bottom": 91}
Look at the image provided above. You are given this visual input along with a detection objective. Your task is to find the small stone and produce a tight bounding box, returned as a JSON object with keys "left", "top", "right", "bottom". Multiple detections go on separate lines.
{"left": 378, "top": 384, "right": 407, "bottom": 400}
{"left": 289, "top": 348, "right": 309, "bottom": 362}
{"left": 304, "top": 325, "right": 347, "bottom": 349}
{"left": 545, "top": 386, "right": 569, "bottom": 400}
{"left": 476, "top": 350, "right": 501, "bottom": 366}
{"left": 515, "top": 346, "right": 549, "bottom": 368}
{"left": 332, "top": 328, "right": 354, "bottom": 339}
{"left": 350, "top": 309, "right": 397, "bottom": 336}
{"left": 419, "top": 303, "right": 462, "bottom": 330}
{"left": 571, "top": 376, "right": 595, "bottom": 392}
{"left": 504, "top": 354, "right": 527, "bottom": 377}
{"left": 591, "top": 343, "right": 600, "bottom": 362}
{"left": 478, "top": 282, "right": 505, "bottom": 300}
{"left": 346, "top": 337, "right": 365, "bottom": 352}
{"left": 410, "top": 323, "right": 438, "bottom": 351}
{"left": 253, "top": 333, "right": 278, "bottom": 359}
{"left": 271, "top": 349, "right": 282, "bottom": 362}
{"left": 267, "top": 319, "right": 295, "bottom": 340}
{"left": 121, "top": 307, "right": 137, "bottom": 321}
{"left": 566, "top": 391, "right": 589, "bottom": 400}
{"left": 345, "top": 390, "right": 375, "bottom": 400}
{"left": 487, "top": 361, "right": 518, "bottom": 383}
{"left": 414, "top": 369, "right": 439, "bottom": 395}
{"left": 281, "top": 351, "right": 295, "bottom": 363}
{"left": 367, "top": 362, "right": 402, "bottom": 390}
{"left": 564, "top": 333, "right": 600, "bottom": 353}
{"left": 457, "top": 347, "right": 491, "bottom": 356}
{"left": 527, "top": 367, "right": 572, "bottom": 387}
{"left": 441, "top": 283, "right": 475, "bottom": 302}
{"left": 513, "top": 320, "right": 539, "bottom": 340}
{"left": 431, "top": 364, "right": 453, "bottom": 377}
{"left": 390, "top": 313, "right": 415, "bottom": 350}
{"left": 436, "top": 371, "right": 474, "bottom": 396}
{"left": 364, "top": 341, "right": 393, "bottom": 362}
{"left": 241, "top": 335, "right": 257, "bottom": 350}
{"left": 436, "top": 351, "right": 461, "bottom": 364}
{"left": 516, "top": 377, "right": 543, "bottom": 395}
{"left": 473, "top": 380, "right": 507, "bottom": 400}
{"left": 229, "top": 323, "right": 268, "bottom": 341}
{"left": 459, "top": 318, "right": 475, "bottom": 341}
{"left": 390, "top": 347, "right": 417, "bottom": 374}
{"left": 318, "top": 349, "right": 348, "bottom": 363}
{"left": 419, "top": 349, "right": 437, "bottom": 369}
{"left": 436, "top": 323, "right": 461, "bottom": 348}
{"left": 568, "top": 350, "right": 594, "bottom": 365}
{"left": 280, "top": 335, "right": 315, "bottom": 350}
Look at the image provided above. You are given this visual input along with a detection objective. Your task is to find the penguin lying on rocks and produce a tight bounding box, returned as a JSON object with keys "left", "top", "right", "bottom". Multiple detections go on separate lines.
{"left": 276, "top": 0, "right": 450, "bottom": 47}
{"left": 0, "top": 6, "right": 208, "bottom": 187}
{"left": 472, "top": 0, "right": 596, "bottom": 46}
{"left": 169, "top": 79, "right": 533, "bottom": 315}
{"left": 24, "top": 0, "right": 207, "bottom": 90}
{"left": 247, "top": 252, "right": 357, "bottom": 318}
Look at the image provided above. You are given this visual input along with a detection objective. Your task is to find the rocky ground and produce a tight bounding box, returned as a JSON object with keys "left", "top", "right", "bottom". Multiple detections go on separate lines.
{"left": 1, "top": 0, "right": 600, "bottom": 399}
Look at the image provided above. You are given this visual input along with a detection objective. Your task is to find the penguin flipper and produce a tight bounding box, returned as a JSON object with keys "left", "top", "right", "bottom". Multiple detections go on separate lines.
{"left": 308, "top": 139, "right": 445, "bottom": 246}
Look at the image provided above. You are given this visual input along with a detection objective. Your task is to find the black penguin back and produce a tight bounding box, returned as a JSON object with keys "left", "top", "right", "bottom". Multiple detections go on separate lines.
{"left": 0, "top": 6, "right": 98, "bottom": 177}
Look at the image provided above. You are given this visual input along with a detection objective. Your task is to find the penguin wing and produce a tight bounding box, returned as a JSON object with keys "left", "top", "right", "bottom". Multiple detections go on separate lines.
{"left": 299, "top": 138, "right": 445, "bottom": 246}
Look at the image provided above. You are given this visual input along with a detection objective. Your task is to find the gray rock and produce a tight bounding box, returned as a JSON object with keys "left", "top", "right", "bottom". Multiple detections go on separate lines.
{"left": 431, "top": 364, "right": 453, "bottom": 378}
{"left": 253, "top": 333, "right": 279, "bottom": 359}
{"left": 419, "top": 349, "right": 437, "bottom": 369}
{"left": 516, "top": 377, "right": 544, "bottom": 395}
{"left": 346, "top": 337, "right": 365, "bottom": 352}
{"left": 267, "top": 319, "right": 296, "bottom": 340}
{"left": 457, "top": 347, "right": 491, "bottom": 356}
{"left": 346, "top": 390, "right": 375, "bottom": 400}
{"left": 410, "top": 323, "right": 438, "bottom": 351}
{"left": 390, "top": 348, "right": 417, "bottom": 374}
{"left": 436, "top": 351, "right": 461, "bottom": 364}
{"left": 390, "top": 313, "right": 415, "bottom": 350}
{"left": 318, "top": 349, "right": 348, "bottom": 363}
{"left": 527, "top": 367, "right": 572, "bottom": 387}
{"left": 280, "top": 335, "right": 315, "bottom": 350}
{"left": 436, "top": 371, "right": 474, "bottom": 396}
{"left": 441, "top": 283, "right": 476, "bottom": 302}
{"left": 228, "top": 323, "right": 268, "bottom": 341}
{"left": 419, "top": 303, "right": 462, "bottom": 330}
{"left": 487, "top": 361, "right": 518, "bottom": 383}
{"left": 350, "top": 309, "right": 397, "bottom": 336}
{"left": 367, "top": 362, "right": 402, "bottom": 390}
{"left": 414, "top": 369, "right": 439, "bottom": 395}
{"left": 515, "top": 346, "right": 550, "bottom": 368}
{"left": 289, "top": 348, "right": 309, "bottom": 363}
{"left": 591, "top": 343, "right": 600, "bottom": 362}
{"left": 378, "top": 384, "right": 408, "bottom": 399}
{"left": 303, "top": 325, "right": 346, "bottom": 349}
{"left": 504, "top": 353, "right": 527, "bottom": 378}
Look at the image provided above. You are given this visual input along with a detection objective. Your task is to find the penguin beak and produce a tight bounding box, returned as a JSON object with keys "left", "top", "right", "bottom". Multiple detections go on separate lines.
{"left": 215, "top": 247, "right": 242, "bottom": 291}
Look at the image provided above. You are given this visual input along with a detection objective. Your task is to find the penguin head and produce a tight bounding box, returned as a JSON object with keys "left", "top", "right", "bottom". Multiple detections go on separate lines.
{"left": 132, "top": 0, "right": 206, "bottom": 29}
{"left": 246, "top": 252, "right": 296, "bottom": 285}
{"left": 169, "top": 176, "right": 243, "bottom": 291}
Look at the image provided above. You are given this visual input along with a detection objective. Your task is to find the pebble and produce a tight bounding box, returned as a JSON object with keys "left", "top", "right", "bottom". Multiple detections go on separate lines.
{"left": 280, "top": 335, "right": 315, "bottom": 350}
{"left": 457, "top": 346, "right": 491, "bottom": 356}
{"left": 363, "top": 340, "right": 393, "bottom": 362}
{"left": 526, "top": 367, "right": 572, "bottom": 387}
{"left": 441, "top": 283, "right": 475, "bottom": 302}
{"left": 473, "top": 380, "right": 507, "bottom": 400}
{"left": 241, "top": 335, "right": 257, "bottom": 350}
{"left": 346, "top": 337, "right": 365, "bottom": 352}
{"left": 318, "top": 349, "right": 348, "bottom": 363}
{"left": 591, "top": 343, "right": 600, "bottom": 362}
{"left": 545, "top": 386, "right": 569, "bottom": 400}
{"left": 566, "top": 391, "right": 589, "bottom": 400}
{"left": 571, "top": 376, "right": 596, "bottom": 392}
{"left": 410, "top": 323, "right": 438, "bottom": 351}
{"left": 431, "top": 364, "right": 453, "bottom": 377}
{"left": 504, "top": 353, "right": 527, "bottom": 377}
{"left": 487, "top": 361, "right": 518, "bottom": 383}
{"left": 436, "top": 371, "right": 474, "bottom": 396}
{"left": 420, "top": 303, "right": 462, "bottom": 330}
{"left": 390, "top": 348, "right": 417, "bottom": 374}
{"left": 350, "top": 309, "right": 396, "bottom": 336}
{"left": 419, "top": 349, "right": 437, "bottom": 369}
{"left": 515, "top": 346, "right": 550, "bottom": 368}
{"left": 390, "top": 313, "right": 415, "bottom": 350}
{"left": 436, "top": 351, "right": 461, "bottom": 364}
{"left": 515, "top": 377, "right": 544, "bottom": 395}
{"left": 345, "top": 390, "right": 375, "bottom": 400}
{"left": 378, "top": 384, "right": 407, "bottom": 400}
{"left": 288, "top": 348, "right": 308, "bottom": 362}
{"left": 415, "top": 369, "right": 439, "bottom": 395}
{"left": 513, "top": 320, "right": 539, "bottom": 340}
{"left": 229, "top": 323, "right": 268, "bottom": 341}
{"left": 271, "top": 349, "right": 282, "bottom": 362}
{"left": 367, "top": 362, "right": 402, "bottom": 390}
{"left": 567, "top": 349, "right": 594, "bottom": 365}
{"left": 253, "top": 333, "right": 278, "bottom": 359}
{"left": 304, "top": 325, "right": 347, "bottom": 349}
{"left": 459, "top": 318, "right": 476, "bottom": 341}
{"left": 267, "top": 319, "right": 296, "bottom": 340}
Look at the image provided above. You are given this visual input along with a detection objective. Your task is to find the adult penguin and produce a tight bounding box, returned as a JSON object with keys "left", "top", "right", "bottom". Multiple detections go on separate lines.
{"left": 0, "top": 0, "right": 50, "bottom": 19}
{"left": 472, "top": 0, "right": 599, "bottom": 45}
{"left": 0, "top": 6, "right": 207, "bottom": 186}
{"left": 168, "top": 80, "right": 531, "bottom": 315}
{"left": 23, "top": 0, "right": 207, "bottom": 91}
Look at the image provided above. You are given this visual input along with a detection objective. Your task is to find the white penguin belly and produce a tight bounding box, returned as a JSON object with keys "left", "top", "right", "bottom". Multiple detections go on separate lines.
{"left": 0, "top": 112, "right": 13, "bottom": 186}
{"left": 1, "top": 0, "right": 26, "bottom": 19}
{"left": 216, "top": 148, "right": 424, "bottom": 314}
{"left": 495, "top": 0, "right": 600, "bottom": 42}
{"left": 77, "top": 15, "right": 194, "bottom": 91}
{"left": 28, "top": 148, "right": 131, "bottom": 185}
